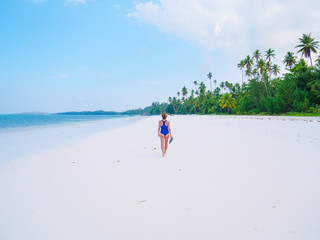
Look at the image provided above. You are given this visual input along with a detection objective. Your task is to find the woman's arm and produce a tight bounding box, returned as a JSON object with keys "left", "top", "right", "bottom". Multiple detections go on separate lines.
{"left": 158, "top": 121, "right": 161, "bottom": 137}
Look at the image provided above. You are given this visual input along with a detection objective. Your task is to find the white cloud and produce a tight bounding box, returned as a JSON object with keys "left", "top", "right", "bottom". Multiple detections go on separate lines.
{"left": 129, "top": 0, "right": 320, "bottom": 52}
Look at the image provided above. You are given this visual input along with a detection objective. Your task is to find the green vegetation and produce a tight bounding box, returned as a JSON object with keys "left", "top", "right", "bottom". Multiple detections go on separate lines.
{"left": 148, "top": 33, "right": 320, "bottom": 116}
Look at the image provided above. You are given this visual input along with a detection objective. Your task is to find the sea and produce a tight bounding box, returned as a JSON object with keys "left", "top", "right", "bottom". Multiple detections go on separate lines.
{"left": 0, "top": 113, "right": 137, "bottom": 131}
{"left": 0, "top": 113, "right": 141, "bottom": 162}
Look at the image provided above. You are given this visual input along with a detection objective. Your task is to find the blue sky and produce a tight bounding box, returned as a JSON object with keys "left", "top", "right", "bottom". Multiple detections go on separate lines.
{"left": 1, "top": 0, "right": 319, "bottom": 114}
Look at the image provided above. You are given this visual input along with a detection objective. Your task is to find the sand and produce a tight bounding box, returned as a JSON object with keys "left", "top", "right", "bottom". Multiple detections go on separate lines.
{"left": 0, "top": 115, "right": 319, "bottom": 240}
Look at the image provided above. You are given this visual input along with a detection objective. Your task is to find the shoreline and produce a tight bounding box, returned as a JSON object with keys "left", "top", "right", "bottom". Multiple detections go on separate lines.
{"left": 0, "top": 115, "right": 142, "bottom": 163}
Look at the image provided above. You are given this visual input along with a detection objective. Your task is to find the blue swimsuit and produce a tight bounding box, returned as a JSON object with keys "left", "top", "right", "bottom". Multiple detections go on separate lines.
{"left": 160, "top": 120, "right": 169, "bottom": 136}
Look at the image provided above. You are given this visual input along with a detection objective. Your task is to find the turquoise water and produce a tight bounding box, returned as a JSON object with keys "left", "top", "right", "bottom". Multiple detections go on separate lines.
{"left": 0, "top": 113, "right": 130, "bottom": 131}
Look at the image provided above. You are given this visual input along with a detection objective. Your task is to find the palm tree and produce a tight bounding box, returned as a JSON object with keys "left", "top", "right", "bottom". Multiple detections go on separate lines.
{"left": 168, "top": 97, "right": 172, "bottom": 109}
{"left": 225, "top": 81, "right": 233, "bottom": 93}
{"left": 177, "top": 91, "right": 180, "bottom": 99}
{"left": 219, "top": 82, "right": 225, "bottom": 94}
{"left": 266, "top": 61, "right": 272, "bottom": 79}
{"left": 219, "top": 93, "right": 237, "bottom": 114}
{"left": 207, "top": 72, "right": 213, "bottom": 93}
{"left": 245, "top": 69, "right": 252, "bottom": 80}
{"left": 171, "top": 97, "right": 178, "bottom": 113}
{"left": 182, "top": 86, "right": 188, "bottom": 98}
{"left": 265, "top": 48, "right": 275, "bottom": 64}
{"left": 193, "top": 81, "right": 198, "bottom": 92}
{"left": 244, "top": 55, "right": 253, "bottom": 71}
{"left": 213, "top": 79, "right": 217, "bottom": 89}
{"left": 257, "top": 59, "right": 269, "bottom": 98}
{"left": 237, "top": 60, "right": 246, "bottom": 84}
{"left": 295, "top": 33, "right": 320, "bottom": 66}
{"left": 257, "top": 59, "right": 266, "bottom": 74}
{"left": 168, "top": 97, "right": 177, "bottom": 113}
{"left": 199, "top": 82, "right": 206, "bottom": 96}
{"left": 283, "top": 52, "right": 296, "bottom": 69}
{"left": 253, "top": 50, "right": 262, "bottom": 62}
{"left": 265, "top": 48, "right": 275, "bottom": 80}
{"left": 316, "top": 56, "right": 320, "bottom": 66}
{"left": 234, "top": 83, "right": 241, "bottom": 93}
{"left": 252, "top": 67, "right": 258, "bottom": 79}
{"left": 272, "top": 64, "right": 280, "bottom": 78}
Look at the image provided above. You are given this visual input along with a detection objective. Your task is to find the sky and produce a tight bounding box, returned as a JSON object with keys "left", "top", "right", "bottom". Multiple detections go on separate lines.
{"left": 0, "top": 0, "right": 319, "bottom": 114}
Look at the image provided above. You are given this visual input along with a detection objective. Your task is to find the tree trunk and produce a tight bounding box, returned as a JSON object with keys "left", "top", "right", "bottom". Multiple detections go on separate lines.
{"left": 242, "top": 70, "right": 244, "bottom": 85}
{"left": 269, "top": 70, "right": 271, "bottom": 81}
{"left": 263, "top": 76, "right": 269, "bottom": 98}
{"left": 173, "top": 105, "right": 177, "bottom": 114}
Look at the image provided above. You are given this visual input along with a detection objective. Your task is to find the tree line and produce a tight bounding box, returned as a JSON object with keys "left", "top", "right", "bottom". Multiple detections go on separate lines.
{"left": 135, "top": 33, "right": 320, "bottom": 116}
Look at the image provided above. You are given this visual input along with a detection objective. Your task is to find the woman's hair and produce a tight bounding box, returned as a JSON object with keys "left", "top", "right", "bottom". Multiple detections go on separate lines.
{"left": 161, "top": 112, "right": 167, "bottom": 119}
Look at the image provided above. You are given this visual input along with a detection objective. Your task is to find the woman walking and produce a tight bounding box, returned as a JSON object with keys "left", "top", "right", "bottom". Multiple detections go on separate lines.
{"left": 158, "top": 112, "right": 173, "bottom": 157}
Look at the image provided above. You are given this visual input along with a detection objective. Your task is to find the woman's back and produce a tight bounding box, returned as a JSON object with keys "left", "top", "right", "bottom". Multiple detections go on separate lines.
{"left": 160, "top": 120, "right": 169, "bottom": 135}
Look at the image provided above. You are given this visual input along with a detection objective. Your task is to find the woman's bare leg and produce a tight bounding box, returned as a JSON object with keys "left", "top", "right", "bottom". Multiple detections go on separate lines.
{"left": 160, "top": 134, "right": 165, "bottom": 157}
{"left": 164, "top": 135, "right": 170, "bottom": 155}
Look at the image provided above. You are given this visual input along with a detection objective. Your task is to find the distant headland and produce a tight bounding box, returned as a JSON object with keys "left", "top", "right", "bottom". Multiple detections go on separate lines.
{"left": 55, "top": 108, "right": 151, "bottom": 116}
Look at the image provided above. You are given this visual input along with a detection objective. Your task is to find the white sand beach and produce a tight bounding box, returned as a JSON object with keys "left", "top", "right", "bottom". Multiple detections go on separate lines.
{"left": 0, "top": 115, "right": 320, "bottom": 240}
